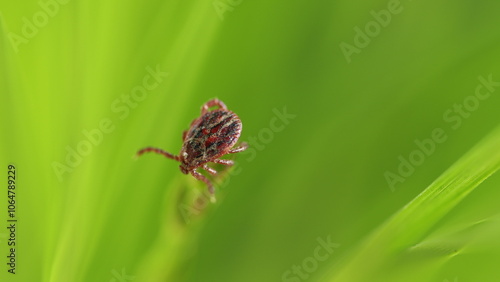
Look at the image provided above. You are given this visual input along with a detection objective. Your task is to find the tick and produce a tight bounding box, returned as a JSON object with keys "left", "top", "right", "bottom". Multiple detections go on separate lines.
{"left": 136, "top": 98, "right": 248, "bottom": 194}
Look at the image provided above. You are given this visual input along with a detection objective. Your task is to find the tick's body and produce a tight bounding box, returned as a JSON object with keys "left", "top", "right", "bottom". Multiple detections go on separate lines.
{"left": 136, "top": 99, "right": 247, "bottom": 194}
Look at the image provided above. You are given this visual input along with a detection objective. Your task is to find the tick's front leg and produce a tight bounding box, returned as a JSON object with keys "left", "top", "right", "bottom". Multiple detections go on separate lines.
{"left": 136, "top": 147, "right": 180, "bottom": 161}
{"left": 191, "top": 170, "right": 215, "bottom": 194}
{"left": 203, "top": 164, "right": 217, "bottom": 175}
{"left": 201, "top": 98, "right": 227, "bottom": 114}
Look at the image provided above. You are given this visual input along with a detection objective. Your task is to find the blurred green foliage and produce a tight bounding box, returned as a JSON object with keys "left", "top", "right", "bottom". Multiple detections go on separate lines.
{"left": 1, "top": 0, "right": 500, "bottom": 281}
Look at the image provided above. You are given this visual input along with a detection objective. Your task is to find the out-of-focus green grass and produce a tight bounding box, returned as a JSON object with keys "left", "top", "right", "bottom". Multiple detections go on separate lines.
{"left": 1, "top": 0, "right": 500, "bottom": 281}
{"left": 328, "top": 125, "right": 500, "bottom": 282}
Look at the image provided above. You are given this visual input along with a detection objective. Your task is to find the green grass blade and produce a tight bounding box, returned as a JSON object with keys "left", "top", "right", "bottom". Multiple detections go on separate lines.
{"left": 327, "top": 124, "right": 500, "bottom": 282}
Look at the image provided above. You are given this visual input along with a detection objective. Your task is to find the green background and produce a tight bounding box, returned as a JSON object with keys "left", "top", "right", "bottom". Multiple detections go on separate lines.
{"left": 1, "top": 0, "right": 500, "bottom": 281}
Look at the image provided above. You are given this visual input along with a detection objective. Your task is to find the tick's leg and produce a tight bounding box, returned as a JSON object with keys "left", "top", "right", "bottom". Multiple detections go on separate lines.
{"left": 203, "top": 164, "right": 217, "bottom": 175}
{"left": 201, "top": 98, "right": 227, "bottom": 114}
{"left": 136, "top": 147, "right": 179, "bottom": 161}
{"left": 182, "top": 130, "right": 187, "bottom": 141}
{"left": 213, "top": 159, "right": 234, "bottom": 166}
{"left": 191, "top": 170, "right": 215, "bottom": 194}
{"left": 228, "top": 142, "right": 248, "bottom": 153}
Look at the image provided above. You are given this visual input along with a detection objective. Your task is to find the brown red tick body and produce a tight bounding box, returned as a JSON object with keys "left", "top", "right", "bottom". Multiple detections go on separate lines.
{"left": 136, "top": 99, "right": 247, "bottom": 194}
